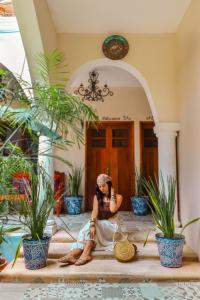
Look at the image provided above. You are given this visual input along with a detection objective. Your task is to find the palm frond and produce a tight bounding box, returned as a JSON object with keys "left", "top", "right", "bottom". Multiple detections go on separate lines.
{"left": 67, "top": 165, "right": 83, "bottom": 196}
{"left": 180, "top": 217, "right": 200, "bottom": 235}
{"left": 142, "top": 174, "right": 176, "bottom": 238}
{"left": 11, "top": 168, "right": 56, "bottom": 240}
{"left": 35, "top": 49, "right": 68, "bottom": 86}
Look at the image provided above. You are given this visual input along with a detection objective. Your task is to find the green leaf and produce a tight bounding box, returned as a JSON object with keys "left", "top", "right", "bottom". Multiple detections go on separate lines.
{"left": 142, "top": 173, "right": 177, "bottom": 237}
{"left": 180, "top": 217, "right": 200, "bottom": 235}
{"left": 11, "top": 238, "right": 22, "bottom": 268}
{"left": 143, "top": 227, "right": 156, "bottom": 247}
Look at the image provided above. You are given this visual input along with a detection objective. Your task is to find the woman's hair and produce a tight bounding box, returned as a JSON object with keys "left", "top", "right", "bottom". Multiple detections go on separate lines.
{"left": 96, "top": 181, "right": 112, "bottom": 207}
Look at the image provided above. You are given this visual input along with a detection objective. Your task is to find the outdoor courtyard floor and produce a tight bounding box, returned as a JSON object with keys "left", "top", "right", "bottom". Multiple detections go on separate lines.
{"left": 1, "top": 212, "right": 200, "bottom": 299}
{"left": 1, "top": 280, "right": 200, "bottom": 299}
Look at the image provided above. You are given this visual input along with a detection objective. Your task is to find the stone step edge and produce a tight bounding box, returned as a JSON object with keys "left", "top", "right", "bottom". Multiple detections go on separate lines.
{"left": 1, "top": 258, "right": 200, "bottom": 283}
{"left": 18, "top": 242, "right": 198, "bottom": 262}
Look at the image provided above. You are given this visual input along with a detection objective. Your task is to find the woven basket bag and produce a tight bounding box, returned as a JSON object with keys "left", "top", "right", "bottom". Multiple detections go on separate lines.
{"left": 113, "top": 231, "right": 136, "bottom": 262}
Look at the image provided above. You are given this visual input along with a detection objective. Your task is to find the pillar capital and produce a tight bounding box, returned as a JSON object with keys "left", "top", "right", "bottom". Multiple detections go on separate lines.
{"left": 154, "top": 122, "right": 180, "bottom": 138}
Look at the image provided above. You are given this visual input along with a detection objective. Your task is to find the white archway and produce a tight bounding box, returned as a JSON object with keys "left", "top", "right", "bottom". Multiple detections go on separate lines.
{"left": 68, "top": 58, "right": 159, "bottom": 123}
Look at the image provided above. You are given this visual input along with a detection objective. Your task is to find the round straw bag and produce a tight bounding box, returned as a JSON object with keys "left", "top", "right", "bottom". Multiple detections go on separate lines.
{"left": 113, "top": 231, "right": 136, "bottom": 262}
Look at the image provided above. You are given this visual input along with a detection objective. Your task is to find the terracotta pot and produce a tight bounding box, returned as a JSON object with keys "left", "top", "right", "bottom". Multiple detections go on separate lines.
{"left": 0, "top": 257, "right": 8, "bottom": 272}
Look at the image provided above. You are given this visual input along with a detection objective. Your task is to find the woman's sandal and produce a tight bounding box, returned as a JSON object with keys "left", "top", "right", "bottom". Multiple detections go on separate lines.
{"left": 58, "top": 253, "right": 77, "bottom": 264}
{"left": 74, "top": 255, "right": 92, "bottom": 266}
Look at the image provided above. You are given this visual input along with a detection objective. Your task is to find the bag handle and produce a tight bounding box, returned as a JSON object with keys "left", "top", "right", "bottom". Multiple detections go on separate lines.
{"left": 113, "top": 231, "right": 128, "bottom": 243}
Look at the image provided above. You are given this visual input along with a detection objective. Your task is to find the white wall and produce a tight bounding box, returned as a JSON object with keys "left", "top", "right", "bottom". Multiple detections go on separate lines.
{"left": 58, "top": 32, "right": 178, "bottom": 122}
{"left": 177, "top": 0, "right": 200, "bottom": 257}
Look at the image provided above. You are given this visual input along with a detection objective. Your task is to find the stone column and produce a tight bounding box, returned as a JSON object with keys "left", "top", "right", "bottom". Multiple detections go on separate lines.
{"left": 38, "top": 135, "right": 57, "bottom": 235}
{"left": 154, "top": 123, "right": 180, "bottom": 226}
{"left": 134, "top": 121, "right": 140, "bottom": 172}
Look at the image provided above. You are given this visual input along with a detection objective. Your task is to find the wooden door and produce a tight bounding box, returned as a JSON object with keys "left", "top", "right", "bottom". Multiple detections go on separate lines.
{"left": 140, "top": 122, "right": 158, "bottom": 182}
{"left": 86, "top": 122, "right": 134, "bottom": 211}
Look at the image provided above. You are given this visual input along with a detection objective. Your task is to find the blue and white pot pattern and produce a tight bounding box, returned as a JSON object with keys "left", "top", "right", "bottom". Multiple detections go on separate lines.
{"left": 156, "top": 233, "right": 185, "bottom": 268}
{"left": 22, "top": 235, "right": 51, "bottom": 270}
{"left": 131, "top": 196, "right": 149, "bottom": 215}
{"left": 64, "top": 196, "right": 83, "bottom": 215}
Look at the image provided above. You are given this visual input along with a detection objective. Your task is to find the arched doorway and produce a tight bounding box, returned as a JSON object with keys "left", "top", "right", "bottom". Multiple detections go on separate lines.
{"left": 69, "top": 60, "right": 158, "bottom": 211}
{"left": 68, "top": 58, "right": 158, "bottom": 123}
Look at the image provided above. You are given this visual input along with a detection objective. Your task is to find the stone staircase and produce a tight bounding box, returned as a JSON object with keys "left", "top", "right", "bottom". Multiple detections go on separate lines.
{"left": 1, "top": 214, "right": 200, "bottom": 283}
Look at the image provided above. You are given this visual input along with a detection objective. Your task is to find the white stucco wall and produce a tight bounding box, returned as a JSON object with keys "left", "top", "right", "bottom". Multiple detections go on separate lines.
{"left": 58, "top": 32, "right": 178, "bottom": 122}
{"left": 177, "top": 0, "right": 200, "bottom": 257}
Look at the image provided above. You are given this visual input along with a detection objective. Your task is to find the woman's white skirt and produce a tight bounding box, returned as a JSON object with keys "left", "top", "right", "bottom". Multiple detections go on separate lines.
{"left": 71, "top": 218, "right": 119, "bottom": 251}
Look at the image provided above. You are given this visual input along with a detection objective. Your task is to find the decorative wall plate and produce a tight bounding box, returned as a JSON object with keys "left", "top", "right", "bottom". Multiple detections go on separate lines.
{"left": 102, "top": 35, "right": 129, "bottom": 60}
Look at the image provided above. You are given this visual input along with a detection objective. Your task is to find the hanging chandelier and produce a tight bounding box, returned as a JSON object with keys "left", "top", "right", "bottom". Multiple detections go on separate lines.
{"left": 74, "top": 70, "right": 113, "bottom": 102}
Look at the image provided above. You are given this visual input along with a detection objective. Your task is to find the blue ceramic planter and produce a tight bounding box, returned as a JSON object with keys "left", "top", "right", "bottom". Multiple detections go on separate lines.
{"left": 22, "top": 235, "right": 51, "bottom": 270}
{"left": 156, "top": 233, "right": 185, "bottom": 268}
{"left": 64, "top": 196, "right": 83, "bottom": 215}
{"left": 131, "top": 196, "right": 149, "bottom": 215}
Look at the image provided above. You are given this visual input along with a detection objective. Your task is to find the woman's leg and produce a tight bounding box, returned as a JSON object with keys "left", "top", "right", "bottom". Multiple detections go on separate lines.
{"left": 58, "top": 248, "right": 83, "bottom": 264}
{"left": 74, "top": 240, "right": 95, "bottom": 266}
{"left": 59, "top": 220, "right": 94, "bottom": 265}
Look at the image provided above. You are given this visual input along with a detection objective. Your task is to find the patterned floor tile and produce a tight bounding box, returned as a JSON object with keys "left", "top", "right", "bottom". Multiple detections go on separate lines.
{"left": 17, "top": 281, "right": 200, "bottom": 300}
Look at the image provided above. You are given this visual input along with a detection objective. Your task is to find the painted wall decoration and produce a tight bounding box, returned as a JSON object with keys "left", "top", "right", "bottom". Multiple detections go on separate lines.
{"left": 102, "top": 115, "right": 132, "bottom": 121}
{"left": 102, "top": 35, "right": 129, "bottom": 60}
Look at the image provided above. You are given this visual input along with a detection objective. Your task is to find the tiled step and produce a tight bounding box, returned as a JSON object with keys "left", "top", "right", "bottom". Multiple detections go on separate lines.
{"left": 51, "top": 229, "right": 78, "bottom": 243}
{"left": 18, "top": 241, "right": 198, "bottom": 262}
{"left": 1, "top": 258, "right": 200, "bottom": 283}
{"left": 51, "top": 228, "right": 157, "bottom": 243}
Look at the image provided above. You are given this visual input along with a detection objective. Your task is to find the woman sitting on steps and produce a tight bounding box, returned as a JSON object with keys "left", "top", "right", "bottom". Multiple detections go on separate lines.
{"left": 58, "top": 173, "right": 123, "bottom": 266}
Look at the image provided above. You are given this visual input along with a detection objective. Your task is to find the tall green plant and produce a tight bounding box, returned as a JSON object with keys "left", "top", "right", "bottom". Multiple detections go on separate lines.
{"left": 0, "top": 50, "right": 98, "bottom": 153}
{"left": 135, "top": 168, "right": 145, "bottom": 196}
{"left": 0, "top": 50, "right": 98, "bottom": 240}
{"left": 67, "top": 166, "right": 83, "bottom": 196}
{"left": 0, "top": 143, "right": 34, "bottom": 196}
{"left": 143, "top": 175, "right": 176, "bottom": 238}
{"left": 13, "top": 168, "right": 56, "bottom": 240}
{"left": 143, "top": 175, "right": 200, "bottom": 241}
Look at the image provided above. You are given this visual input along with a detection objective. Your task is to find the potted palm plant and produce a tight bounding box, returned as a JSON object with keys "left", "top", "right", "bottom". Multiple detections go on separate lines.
{"left": 12, "top": 168, "right": 56, "bottom": 270}
{"left": 131, "top": 169, "right": 149, "bottom": 215}
{"left": 64, "top": 165, "right": 83, "bottom": 215}
{"left": 0, "top": 50, "right": 98, "bottom": 269}
{"left": 143, "top": 175, "right": 199, "bottom": 268}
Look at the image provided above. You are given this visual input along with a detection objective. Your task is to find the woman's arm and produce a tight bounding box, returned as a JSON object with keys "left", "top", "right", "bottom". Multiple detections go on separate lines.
{"left": 91, "top": 195, "right": 98, "bottom": 221}
{"left": 90, "top": 195, "right": 99, "bottom": 239}
{"left": 110, "top": 192, "right": 123, "bottom": 213}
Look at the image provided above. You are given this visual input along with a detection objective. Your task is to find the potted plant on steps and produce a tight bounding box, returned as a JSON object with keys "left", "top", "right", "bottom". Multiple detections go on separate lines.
{"left": 143, "top": 175, "right": 200, "bottom": 268}
{"left": 131, "top": 169, "right": 149, "bottom": 215}
{"left": 12, "top": 168, "right": 56, "bottom": 270}
{"left": 0, "top": 50, "right": 98, "bottom": 269}
{"left": 64, "top": 165, "right": 83, "bottom": 215}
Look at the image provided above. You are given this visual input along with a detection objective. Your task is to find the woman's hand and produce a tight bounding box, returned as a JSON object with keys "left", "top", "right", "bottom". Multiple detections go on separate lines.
{"left": 90, "top": 226, "right": 96, "bottom": 240}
